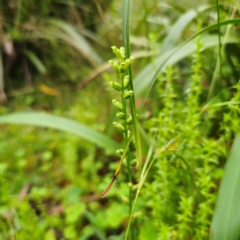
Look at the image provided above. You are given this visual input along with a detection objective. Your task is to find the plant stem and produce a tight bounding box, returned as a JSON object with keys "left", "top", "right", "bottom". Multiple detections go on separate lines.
{"left": 120, "top": 73, "right": 134, "bottom": 240}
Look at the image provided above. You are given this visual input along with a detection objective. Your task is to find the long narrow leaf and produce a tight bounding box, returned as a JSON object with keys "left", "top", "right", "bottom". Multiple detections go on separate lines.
{"left": 134, "top": 19, "right": 240, "bottom": 114}
{"left": 0, "top": 112, "right": 120, "bottom": 154}
{"left": 161, "top": 5, "right": 210, "bottom": 53}
{"left": 134, "top": 34, "right": 239, "bottom": 96}
{"left": 49, "top": 20, "right": 103, "bottom": 66}
{"left": 210, "top": 134, "right": 240, "bottom": 240}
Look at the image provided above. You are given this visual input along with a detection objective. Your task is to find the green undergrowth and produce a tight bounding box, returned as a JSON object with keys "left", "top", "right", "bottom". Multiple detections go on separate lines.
{"left": 0, "top": 87, "right": 127, "bottom": 240}
{"left": 139, "top": 39, "right": 240, "bottom": 239}
{"left": 1, "top": 0, "right": 240, "bottom": 239}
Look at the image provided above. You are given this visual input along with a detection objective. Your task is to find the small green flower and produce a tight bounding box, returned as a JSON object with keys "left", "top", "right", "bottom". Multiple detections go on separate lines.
{"left": 112, "top": 99, "right": 123, "bottom": 111}
{"left": 123, "top": 75, "right": 130, "bottom": 89}
{"left": 119, "top": 47, "right": 125, "bottom": 59}
{"left": 124, "top": 56, "right": 134, "bottom": 68}
{"left": 130, "top": 159, "right": 137, "bottom": 166}
{"left": 116, "top": 112, "right": 126, "bottom": 119}
{"left": 113, "top": 122, "right": 125, "bottom": 133}
{"left": 119, "top": 62, "right": 126, "bottom": 73}
{"left": 109, "top": 81, "right": 122, "bottom": 91}
{"left": 111, "top": 46, "right": 122, "bottom": 60}
{"left": 126, "top": 116, "right": 133, "bottom": 125}
{"left": 109, "top": 60, "right": 119, "bottom": 72}
{"left": 123, "top": 90, "right": 134, "bottom": 99}
{"left": 116, "top": 149, "right": 124, "bottom": 155}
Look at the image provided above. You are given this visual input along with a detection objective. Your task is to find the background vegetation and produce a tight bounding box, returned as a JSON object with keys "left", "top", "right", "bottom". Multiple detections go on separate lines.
{"left": 0, "top": 0, "right": 240, "bottom": 239}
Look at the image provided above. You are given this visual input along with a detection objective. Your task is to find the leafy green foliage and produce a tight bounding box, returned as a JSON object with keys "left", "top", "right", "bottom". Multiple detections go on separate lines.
{"left": 1, "top": 0, "right": 240, "bottom": 239}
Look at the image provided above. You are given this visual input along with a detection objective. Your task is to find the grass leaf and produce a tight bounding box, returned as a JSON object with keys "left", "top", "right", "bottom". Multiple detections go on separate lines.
{"left": 24, "top": 50, "right": 47, "bottom": 75}
{"left": 49, "top": 19, "right": 103, "bottom": 66}
{"left": 161, "top": 5, "right": 210, "bottom": 53}
{"left": 134, "top": 19, "right": 240, "bottom": 100}
{"left": 210, "top": 134, "right": 240, "bottom": 240}
{"left": 0, "top": 112, "right": 120, "bottom": 154}
{"left": 134, "top": 34, "right": 239, "bottom": 96}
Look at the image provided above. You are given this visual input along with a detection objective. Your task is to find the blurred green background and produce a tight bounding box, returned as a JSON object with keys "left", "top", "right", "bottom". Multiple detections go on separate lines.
{"left": 0, "top": 0, "right": 240, "bottom": 239}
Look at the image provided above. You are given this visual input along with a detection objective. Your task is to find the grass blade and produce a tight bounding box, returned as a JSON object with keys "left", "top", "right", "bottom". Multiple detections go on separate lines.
{"left": 0, "top": 112, "right": 120, "bottom": 154}
{"left": 49, "top": 19, "right": 103, "bottom": 66}
{"left": 134, "top": 19, "right": 240, "bottom": 108}
{"left": 24, "top": 50, "right": 47, "bottom": 75}
{"left": 210, "top": 134, "right": 240, "bottom": 240}
{"left": 100, "top": 131, "right": 133, "bottom": 197}
{"left": 134, "top": 34, "right": 239, "bottom": 96}
{"left": 161, "top": 5, "right": 210, "bottom": 53}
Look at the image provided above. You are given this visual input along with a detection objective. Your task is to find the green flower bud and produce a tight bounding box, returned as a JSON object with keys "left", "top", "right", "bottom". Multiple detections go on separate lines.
{"left": 132, "top": 212, "right": 142, "bottom": 219}
{"left": 123, "top": 90, "right": 134, "bottom": 99}
{"left": 111, "top": 46, "right": 122, "bottom": 60}
{"left": 110, "top": 81, "right": 122, "bottom": 91}
{"left": 126, "top": 116, "right": 133, "bottom": 125}
{"left": 119, "top": 47, "right": 125, "bottom": 59}
{"left": 123, "top": 75, "right": 130, "bottom": 89}
{"left": 112, "top": 99, "right": 123, "bottom": 111}
{"left": 109, "top": 60, "right": 119, "bottom": 72}
{"left": 116, "top": 112, "right": 126, "bottom": 119}
{"left": 121, "top": 195, "right": 129, "bottom": 204}
{"left": 132, "top": 184, "right": 139, "bottom": 191}
{"left": 130, "top": 140, "right": 136, "bottom": 150}
{"left": 113, "top": 122, "right": 125, "bottom": 133}
{"left": 130, "top": 159, "right": 137, "bottom": 166}
{"left": 116, "top": 149, "right": 124, "bottom": 155}
{"left": 119, "top": 62, "right": 126, "bottom": 73}
{"left": 124, "top": 59, "right": 131, "bottom": 68}
{"left": 124, "top": 56, "right": 134, "bottom": 67}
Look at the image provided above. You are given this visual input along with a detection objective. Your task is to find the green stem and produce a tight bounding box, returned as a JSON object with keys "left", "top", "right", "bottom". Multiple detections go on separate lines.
{"left": 120, "top": 73, "right": 134, "bottom": 240}
{"left": 122, "top": 0, "right": 142, "bottom": 169}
